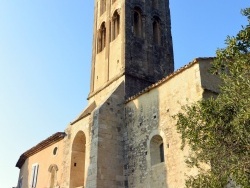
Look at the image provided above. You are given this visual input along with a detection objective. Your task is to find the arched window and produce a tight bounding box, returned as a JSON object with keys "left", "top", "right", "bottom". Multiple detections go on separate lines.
{"left": 97, "top": 22, "right": 106, "bottom": 53}
{"left": 133, "top": 8, "right": 142, "bottom": 38}
{"left": 112, "top": 10, "right": 120, "bottom": 41}
{"left": 48, "top": 164, "right": 58, "bottom": 188}
{"left": 100, "top": 0, "right": 106, "bottom": 15}
{"left": 153, "top": 17, "right": 161, "bottom": 45}
{"left": 150, "top": 135, "right": 164, "bottom": 165}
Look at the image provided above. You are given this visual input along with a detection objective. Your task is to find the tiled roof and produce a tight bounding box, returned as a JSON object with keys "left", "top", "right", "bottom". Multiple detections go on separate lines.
{"left": 126, "top": 57, "right": 214, "bottom": 103}
{"left": 16, "top": 132, "right": 66, "bottom": 169}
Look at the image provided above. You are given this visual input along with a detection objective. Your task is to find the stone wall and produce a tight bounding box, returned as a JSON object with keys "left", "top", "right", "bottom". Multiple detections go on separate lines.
{"left": 16, "top": 59, "right": 220, "bottom": 188}
{"left": 90, "top": 0, "right": 174, "bottom": 100}
{"left": 65, "top": 82, "right": 125, "bottom": 188}
{"left": 124, "top": 59, "right": 219, "bottom": 188}
{"left": 124, "top": 0, "right": 174, "bottom": 98}
{"left": 96, "top": 82, "right": 125, "bottom": 188}
{"left": 62, "top": 112, "right": 95, "bottom": 188}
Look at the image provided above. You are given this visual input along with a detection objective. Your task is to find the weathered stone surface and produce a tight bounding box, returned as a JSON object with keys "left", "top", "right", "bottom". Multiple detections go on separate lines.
{"left": 15, "top": 0, "right": 221, "bottom": 187}
{"left": 124, "top": 60, "right": 217, "bottom": 188}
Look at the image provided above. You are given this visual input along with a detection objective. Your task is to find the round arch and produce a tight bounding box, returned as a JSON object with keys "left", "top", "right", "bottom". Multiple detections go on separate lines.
{"left": 133, "top": 6, "right": 143, "bottom": 38}
{"left": 48, "top": 164, "right": 59, "bottom": 188}
{"left": 70, "top": 131, "right": 86, "bottom": 188}
{"left": 48, "top": 164, "right": 58, "bottom": 172}
{"left": 147, "top": 130, "right": 167, "bottom": 166}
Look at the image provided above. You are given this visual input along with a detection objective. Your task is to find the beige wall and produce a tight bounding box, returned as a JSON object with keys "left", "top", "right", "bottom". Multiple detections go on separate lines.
{"left": 91, "top": 0, "right": 125, "bottom": 94}
{"left": 109, "top": 35, "right": 123, "bottom": 79}
{"left": 18, "top": 139, "right": 64, "bottom": 188}
{"left": 16, "top": 59, "right": 219, "bottom": 188}
{"left": 124, "top": 59, "right": 218, "bottom": 188}
{"left": 88, "top": 76, "right": 124, "bottom": 105}
{"left": 64, "top": 82, "right": 125, "bottom": 188}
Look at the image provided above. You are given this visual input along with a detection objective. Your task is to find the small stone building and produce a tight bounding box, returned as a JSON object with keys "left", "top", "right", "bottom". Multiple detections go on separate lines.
{"left": 15, "top": 0, "right": 220, "bottom": 188}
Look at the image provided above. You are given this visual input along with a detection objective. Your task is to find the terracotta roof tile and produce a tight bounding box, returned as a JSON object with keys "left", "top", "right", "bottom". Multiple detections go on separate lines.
{"left": 126, "top": 57, "right": 214, "bottom": 103}
{"left": 16, "top": 132, "right": 66, "bottom": 169}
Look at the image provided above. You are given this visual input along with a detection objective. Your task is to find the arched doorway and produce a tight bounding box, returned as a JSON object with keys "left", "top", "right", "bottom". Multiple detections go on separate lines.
{"left": 70, "top": 131, "right": 86, "bottom": 188}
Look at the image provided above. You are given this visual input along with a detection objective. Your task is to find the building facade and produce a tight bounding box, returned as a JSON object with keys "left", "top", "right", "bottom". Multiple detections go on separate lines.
{"left": 15, "top": 0, "right": 220, "bottom": 187}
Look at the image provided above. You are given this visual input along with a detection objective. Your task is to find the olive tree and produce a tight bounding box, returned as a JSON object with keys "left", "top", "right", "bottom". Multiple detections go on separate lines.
{"left": 175, "top": 8, "right": 250, "bottom": 188}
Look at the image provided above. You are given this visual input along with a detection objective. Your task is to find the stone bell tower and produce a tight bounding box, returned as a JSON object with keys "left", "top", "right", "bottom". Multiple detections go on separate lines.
{"left": 59, "top": 1, "right": 174, "bottom": 188}
{"left": 88, "top": 0, "right": 174, "bottom": 100}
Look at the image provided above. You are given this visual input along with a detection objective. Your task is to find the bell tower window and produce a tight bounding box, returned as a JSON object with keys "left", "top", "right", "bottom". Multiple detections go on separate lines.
{"left": 112, "top": 10, "right": 120, "bottom": 41}
{"left": 133, "top": 8, "right": 142, "bottom": 38}
{"left": 153, "top": 17, "right": 161, "bottom": 45}
{"left": 97, "top": 22, "right": 106, "bottom": 53}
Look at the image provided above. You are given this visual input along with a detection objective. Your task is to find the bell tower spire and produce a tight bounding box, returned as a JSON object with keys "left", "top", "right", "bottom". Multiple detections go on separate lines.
{"left": 88, "top": 0, "right": 174, "bottom": 100}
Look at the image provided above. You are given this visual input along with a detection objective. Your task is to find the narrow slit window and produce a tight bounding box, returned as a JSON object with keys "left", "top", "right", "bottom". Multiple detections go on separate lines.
{"left": 112, "top": 11, "right": 120, "bottom": 40}
{"left": 97, "top": 22, "right": 106, "bottom": 53}
{"left": 160, "top": 143, "right": 164, "bottom": 162}
{"left": 153, "top": 17, "right": 161, "bottom": 45}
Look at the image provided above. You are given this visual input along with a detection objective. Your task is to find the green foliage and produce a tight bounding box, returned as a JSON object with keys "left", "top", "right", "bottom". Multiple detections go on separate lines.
{"left": 175, "top": 8, "right": 250, "bottom": 188}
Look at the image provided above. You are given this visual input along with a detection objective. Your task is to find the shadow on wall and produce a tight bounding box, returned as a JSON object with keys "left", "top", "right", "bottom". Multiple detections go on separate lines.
{"left": 125, "top": 88, "right": 169, "bottom": 188}
{"left": 84, "top": 82, "right": 125, "bottom": 188}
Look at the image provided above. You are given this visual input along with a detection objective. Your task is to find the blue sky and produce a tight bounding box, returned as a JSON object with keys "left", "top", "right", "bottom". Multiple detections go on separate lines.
{"left": 0, "top": 1, "right": 249, "bottom": 187}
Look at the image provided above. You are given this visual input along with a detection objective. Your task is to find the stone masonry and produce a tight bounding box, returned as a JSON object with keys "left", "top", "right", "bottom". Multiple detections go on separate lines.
{"left": 15, "top": 0, "right": 221, "bottom": 187}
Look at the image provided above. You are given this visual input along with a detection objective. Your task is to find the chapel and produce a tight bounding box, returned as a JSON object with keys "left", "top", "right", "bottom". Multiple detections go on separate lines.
{"left": 15, "top": 0, "right": 220, "bottom": 187}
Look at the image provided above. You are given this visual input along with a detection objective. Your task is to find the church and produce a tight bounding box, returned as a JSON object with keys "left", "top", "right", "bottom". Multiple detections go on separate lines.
{"left": 15, "top": 0, "right": 220, "bottom": 187}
